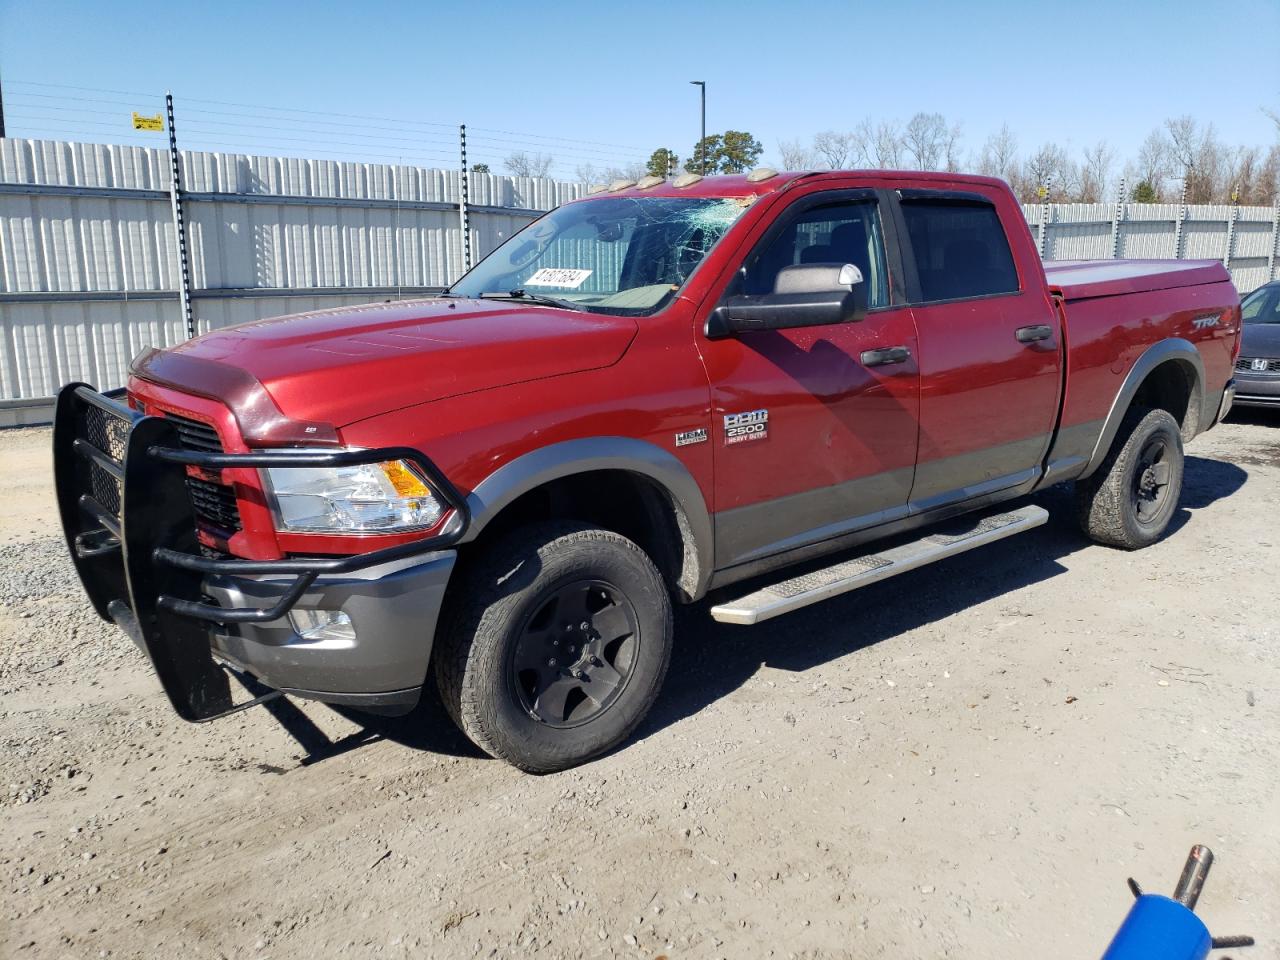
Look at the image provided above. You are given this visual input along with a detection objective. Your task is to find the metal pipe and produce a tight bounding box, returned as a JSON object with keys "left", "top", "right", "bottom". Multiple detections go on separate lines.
{"left": 1224, "top": 194, "right": 1239, "bottom": 274}
{"left": 1173, "top": 179, "right": 1189, "bottom": 260}
{"left": 1269, "top": 199, "right": 1279, "bottom": 281}
{"left": 690, "top": 81, "right": 706, "bottom": 174}
{"left": 0, "top": 182, "right": 548, "bottom": 217}
{"left": 1172, "top": 844, "right": 1214, "bottom": 911}
{"left": 459, "top": 124, "right": 472, "bottom": 273}
{"left": 1110, "top": 177, "right": 1126, "bottom": 260}
{"left": 165, "top": 93, "right": 196, "bottom": 339}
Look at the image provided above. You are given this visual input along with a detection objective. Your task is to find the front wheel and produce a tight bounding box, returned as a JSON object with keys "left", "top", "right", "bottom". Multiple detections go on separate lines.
{"left": 1074, "top": 406, "right": 1185, "bottom": 549}
{"left": 434, "top": 522, "right": 673, "bottom": 773}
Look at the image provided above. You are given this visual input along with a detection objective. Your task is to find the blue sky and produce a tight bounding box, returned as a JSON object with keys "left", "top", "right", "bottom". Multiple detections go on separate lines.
{"left": 2, "top": 0, "right": 1277, "bottom": 178}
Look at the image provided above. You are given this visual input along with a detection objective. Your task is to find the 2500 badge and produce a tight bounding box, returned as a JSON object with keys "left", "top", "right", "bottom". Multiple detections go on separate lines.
{"left": 724, "top": 409, "right": 769, "bottom": 445}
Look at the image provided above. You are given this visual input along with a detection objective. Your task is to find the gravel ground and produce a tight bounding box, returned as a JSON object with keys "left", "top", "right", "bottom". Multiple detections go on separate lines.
{"left": 2, "top": 414, "right": 1278, "bottom": 959}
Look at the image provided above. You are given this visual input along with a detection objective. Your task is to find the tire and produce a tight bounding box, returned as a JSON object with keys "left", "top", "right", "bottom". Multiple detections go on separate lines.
{"left": 1074, "top": 406, "right": 1184, "bottom": 550}
{"left": 434, "top": 522, "right": 673, "bottom": 773}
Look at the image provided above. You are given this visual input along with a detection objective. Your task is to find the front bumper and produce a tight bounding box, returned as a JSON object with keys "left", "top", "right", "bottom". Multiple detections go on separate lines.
{"left": 206, "top": 551, "right": 455, "bottom": 706}
{"left": 53, "top": 383, "right": 468, "bottom": 722}
{"left": 1233, "top": 371, "right": 1280, "bottom": 408}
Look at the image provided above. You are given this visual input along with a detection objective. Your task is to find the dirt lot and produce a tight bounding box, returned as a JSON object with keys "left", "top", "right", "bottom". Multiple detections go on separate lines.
{"left": 2, "top": 414, "right": 1279, "bottom": 960}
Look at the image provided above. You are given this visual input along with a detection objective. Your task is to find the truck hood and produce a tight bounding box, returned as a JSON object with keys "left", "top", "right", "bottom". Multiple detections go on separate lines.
{"left": 1242, "top": 322, "right": 1280, "bottom": 358}
{"left": 136, "top": 298, "right": 638, "bottom": 429}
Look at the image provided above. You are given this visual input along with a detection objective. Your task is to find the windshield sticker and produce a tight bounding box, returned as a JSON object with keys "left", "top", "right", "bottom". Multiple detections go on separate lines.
{"left": 525, "top": 267, "right": 593, "bottom": 288}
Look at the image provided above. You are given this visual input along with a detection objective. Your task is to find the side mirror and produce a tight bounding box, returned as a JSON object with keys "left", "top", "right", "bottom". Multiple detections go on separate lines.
{"left": 707, "top": 263, "right": 868, "bottom": 338}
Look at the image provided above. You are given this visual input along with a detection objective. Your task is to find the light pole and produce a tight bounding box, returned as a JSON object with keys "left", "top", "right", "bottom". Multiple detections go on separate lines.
{"left": 689, "top": 80, "right": 705, "bottom": 174}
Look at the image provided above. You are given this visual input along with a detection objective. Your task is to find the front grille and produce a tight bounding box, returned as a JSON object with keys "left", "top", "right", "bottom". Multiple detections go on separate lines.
{"left": 165, "top": 413, "right": 244, "bottom": 535}
{"left": 185, "top": 475, "right": 243, "bottom": 532}
{"left": 168, "top": 414, "right": 224, "bottom": 451}
{"left": 83, "top": 405, "right": 128, "bottom": 518}
{"left": 1236, "top": 356, "right": 1280, "bottom": 374}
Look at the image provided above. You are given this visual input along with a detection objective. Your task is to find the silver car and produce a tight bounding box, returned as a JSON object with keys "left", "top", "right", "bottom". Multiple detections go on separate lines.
{"left": 1235, "top": 280, "right": 1280, "bottom": 408}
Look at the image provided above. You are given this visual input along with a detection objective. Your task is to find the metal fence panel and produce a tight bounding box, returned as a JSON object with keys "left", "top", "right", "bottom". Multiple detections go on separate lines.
{"left": 4, "top": 137, "right": 1279, "bottom": 419}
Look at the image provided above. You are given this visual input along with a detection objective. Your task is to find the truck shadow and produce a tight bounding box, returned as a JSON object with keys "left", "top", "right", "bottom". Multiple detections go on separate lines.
{"left": 1224, "top": 407, "right": 1280, "bottom": 428}
{"left": 635, "top": 454, "right": 1247, "bottom": 747}
{"left": 242, "top": 673, "right": 484, "bottom": 765}
{"left": 280, "top": 454, "right": 1246, "bottom": 768}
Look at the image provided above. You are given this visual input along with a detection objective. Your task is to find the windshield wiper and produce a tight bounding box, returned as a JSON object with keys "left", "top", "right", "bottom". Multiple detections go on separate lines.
{"left": 478, "top": 289, "right": 583, "bottom": 311}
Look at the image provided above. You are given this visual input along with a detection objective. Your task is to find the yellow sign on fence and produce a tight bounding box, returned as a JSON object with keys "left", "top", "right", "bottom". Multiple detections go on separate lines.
{"left": 131, "top": 112, "right": 164, "bottom": 132}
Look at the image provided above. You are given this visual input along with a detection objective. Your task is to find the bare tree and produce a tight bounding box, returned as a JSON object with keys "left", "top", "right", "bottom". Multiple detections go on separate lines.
{"left": 857, "top": 118, "right": 902, "bottom": 168}
{"left": 1164, "top": 116, "right": 1201, "bottom": 190}
{"left": 1014, "top": 142, "right": 1075, "bottom": 202}
{"left": 975, "top": 124, "right": 1018, "bottom": 182}
{"left": 752, "top": 111, "right": 1279, "bottom": 205}
{"left": 1261, "top": 144, "right": 1280, "bottom": 205}
{"left": 1128, "top": 129, "right": 1173, "bottom": 201}
{"left": 602, "top": 161, "right": 647, "bottom": 182}
{"left": 1164, "top": 115, "right": 1226, "bottom": 202}
{"left": 942, "top": 120, "right": 964, "bottom": 172}
{"left": 1078, "top": 141, "right": 1115, "bottom": 202}
{"left": 776, "top": 138, "right": 814, "bottom": 170}
{"left": 902, "top": 112, "right": 949, "bottom": 170}
{"left": 1221, "top": 145, "right": 1277, "bottom": 204}
{"left": 574, "top": 162, "right": 598, "bottom": 185}
{"left": 811, "top": 130, "right": 854, "bottom": 170}
{"left": 505, "top": 151, "right": 555, "bottom": 178}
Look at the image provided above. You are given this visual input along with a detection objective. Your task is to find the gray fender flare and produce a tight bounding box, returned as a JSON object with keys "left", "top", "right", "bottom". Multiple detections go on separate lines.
{"left": 1080, "top": 338, "right": 1205, "bottom": 479}
{"left": 459, "top": 437, "right": 714, "bottom": 599}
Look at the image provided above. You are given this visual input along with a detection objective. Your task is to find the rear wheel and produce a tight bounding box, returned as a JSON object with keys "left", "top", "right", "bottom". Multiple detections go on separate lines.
{"left": 434, "top": 522, "right": 672, "bottom": 773}
{"left": 1074, "top": 406, "right": 1184, "bottom": 549}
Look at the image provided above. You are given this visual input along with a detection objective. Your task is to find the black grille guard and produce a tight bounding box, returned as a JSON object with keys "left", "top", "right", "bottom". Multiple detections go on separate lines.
{"left": 53, "top": 382, "right": 469, "bottom": 722}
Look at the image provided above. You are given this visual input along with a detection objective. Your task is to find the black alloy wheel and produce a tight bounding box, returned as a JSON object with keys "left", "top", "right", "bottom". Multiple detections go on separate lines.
{"left": 434, "top": 522, "right": 673, "bottom": 772}
{"left": 510, "top": 579, "right": 640, "bottom": 728}
{"left": 1132, "top": 434, "right": 1174, "bottom": 526}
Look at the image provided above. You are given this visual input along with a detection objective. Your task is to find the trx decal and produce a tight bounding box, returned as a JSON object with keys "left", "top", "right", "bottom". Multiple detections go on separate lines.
{"left": 674, "top": 427, "right": 708, "bottom": 447}
{"left": 724, "top": 409, "right": 769, "bottom": 445}
{"left": 1191, "top": 313, "right": 1221, "bottom": 330}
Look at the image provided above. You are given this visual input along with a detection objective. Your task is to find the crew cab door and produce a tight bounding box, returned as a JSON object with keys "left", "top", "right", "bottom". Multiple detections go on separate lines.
{"left": 698, "top": 185, "right": 921, "bottom": 569}
{"left": 894, "top": 187, "right": 1062, "bottom": 510}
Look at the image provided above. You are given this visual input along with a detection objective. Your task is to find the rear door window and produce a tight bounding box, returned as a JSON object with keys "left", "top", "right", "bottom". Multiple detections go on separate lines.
{"left": 899, "top": 198, "right": 1019, "bottom": 303}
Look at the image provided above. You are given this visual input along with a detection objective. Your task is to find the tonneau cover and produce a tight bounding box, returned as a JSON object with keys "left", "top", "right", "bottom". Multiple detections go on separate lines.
{"left": 1044, "top": 259, "right": 1230, "bottom": 300}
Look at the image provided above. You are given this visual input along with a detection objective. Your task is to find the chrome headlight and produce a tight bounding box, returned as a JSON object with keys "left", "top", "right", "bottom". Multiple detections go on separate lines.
{"left": 262, "top": 459, "right": 444, "bottom": 535}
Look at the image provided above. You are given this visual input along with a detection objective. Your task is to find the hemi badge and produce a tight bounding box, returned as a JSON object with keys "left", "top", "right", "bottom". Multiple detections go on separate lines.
{"left": 675, "top": 427, "right": 708, "bottom": 447}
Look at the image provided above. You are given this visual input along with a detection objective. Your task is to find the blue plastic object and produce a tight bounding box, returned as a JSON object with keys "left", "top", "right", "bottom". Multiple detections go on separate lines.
{"left": 1102, "top": 894, "right": 1213, "bottom": 960}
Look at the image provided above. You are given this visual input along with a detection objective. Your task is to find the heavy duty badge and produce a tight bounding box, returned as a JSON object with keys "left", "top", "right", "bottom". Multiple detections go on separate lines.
{"left": 723, "top": 409, "right": 769, "bottom": 445}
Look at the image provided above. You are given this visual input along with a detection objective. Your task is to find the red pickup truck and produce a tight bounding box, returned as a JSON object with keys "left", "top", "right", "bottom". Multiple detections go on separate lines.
{"left": 54, "top": 170, "right": 1240, "bottom": 772}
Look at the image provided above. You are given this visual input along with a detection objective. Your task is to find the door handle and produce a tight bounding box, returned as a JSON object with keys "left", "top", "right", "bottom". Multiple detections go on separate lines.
{"left": 1015, "top": 324, "right": 1054, "bottom": 343}
{"left": 860, "top": 345, "right": 911, "bottom": 367}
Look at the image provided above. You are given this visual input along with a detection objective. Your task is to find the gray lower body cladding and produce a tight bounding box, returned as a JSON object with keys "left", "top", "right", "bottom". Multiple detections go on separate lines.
{"left": 204, "top": 551, "right": 456, "bottom": 706}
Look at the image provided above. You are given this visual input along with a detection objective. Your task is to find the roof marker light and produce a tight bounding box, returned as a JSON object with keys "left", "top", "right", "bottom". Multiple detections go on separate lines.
{"left": 635, "top": 175, "right": 665, "bottom": 190}
{"left": 746, "top": 167, "right": 779, "bottom": 183}
{"left": 586, "top": 183, "right": 609, "bottom": 195}
{"left": 609, "top": 178, "right": 637, "bottom": 192}
{"left": 673, "top": 173, "right": 703, "bottom": 188}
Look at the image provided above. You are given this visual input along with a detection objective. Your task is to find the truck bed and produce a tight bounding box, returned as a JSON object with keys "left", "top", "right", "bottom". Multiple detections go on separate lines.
{"left": 1044, "top": 259, "right": 1230, "bottom": 301}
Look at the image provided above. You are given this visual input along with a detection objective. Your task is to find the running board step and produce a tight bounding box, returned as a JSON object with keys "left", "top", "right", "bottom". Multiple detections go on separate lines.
{"left": 709, "top": 505, "right": 1049, "bottom": 625}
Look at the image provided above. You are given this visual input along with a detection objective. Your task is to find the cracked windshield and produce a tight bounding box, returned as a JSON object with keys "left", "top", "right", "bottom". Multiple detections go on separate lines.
{"left": 447, "top": 196, "right": 752, "bottom": 315}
